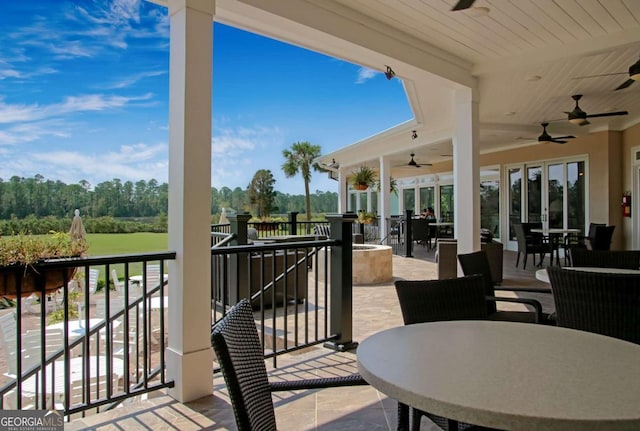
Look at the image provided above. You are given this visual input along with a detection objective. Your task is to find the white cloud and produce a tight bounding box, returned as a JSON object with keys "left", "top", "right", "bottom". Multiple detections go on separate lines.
{"left": 0, "top": 93, "right": 154, "bottom": 124}
{"left": 210, "top": 125, "right": 285, "bottom": 189}
{"left": 106, "top": 70, "right": 166, "bottom": 89}
{"left": 355, "top": 67, "right": 378, "bottom": 84}
{"left": 4, "top": 142, "right": 170, "bottom": 186}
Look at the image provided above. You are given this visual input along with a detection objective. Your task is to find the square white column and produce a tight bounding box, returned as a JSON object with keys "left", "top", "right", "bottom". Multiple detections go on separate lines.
{"left": 453, "top": 87, "right": 480, "bottom": 257}
{"left": 166, "top": 0, "right": 215, "bottom": 403}
{"left": 379, "top": 156, "right": 391, "bottom": 241}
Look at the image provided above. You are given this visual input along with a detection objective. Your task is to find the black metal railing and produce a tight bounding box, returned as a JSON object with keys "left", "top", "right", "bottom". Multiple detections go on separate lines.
{"left": 0, "top": 252, "right": 175, "bottom": 419}
{"left": 211, "top": 214, "right": 356, "bottom": 368}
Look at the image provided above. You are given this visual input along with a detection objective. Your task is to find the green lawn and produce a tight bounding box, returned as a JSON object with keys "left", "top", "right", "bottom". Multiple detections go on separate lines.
{"left": 86, "top": 233, "right": 168, "bottom": 256}
{"left": 85, "top": 233, "right": 169, "bottom": 280}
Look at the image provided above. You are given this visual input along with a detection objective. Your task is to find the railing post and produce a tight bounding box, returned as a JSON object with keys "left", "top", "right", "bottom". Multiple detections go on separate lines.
{"left": 289, "top": 211, "right": 299, "bottom": 235}
{"left": 405, "top": 209, "right": 413, "bottom": 258}
{"left": 324, "top": 212, "right": 358, "bottom": 352}
{"left": 229, "top": 213, "right": 252, "bottom": 304}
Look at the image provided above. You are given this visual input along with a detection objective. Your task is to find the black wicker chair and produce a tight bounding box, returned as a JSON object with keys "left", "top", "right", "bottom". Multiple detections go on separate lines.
{"left": 513, "top": 223, "right": 549, "bottom": 269}
{"left": 457, "top": 250, "right": 548, "bottom": 323}
{"left": 547, "top": 267, "right": 640, "bottom": 345}
{"left": 394, "top": 275, "right": 488, "bottom": 431}
{"left": 568, "top": 248, "right": 640, "bottom": 270}
{"left": 211, "top": 299, "right": 368, "bottom": 431}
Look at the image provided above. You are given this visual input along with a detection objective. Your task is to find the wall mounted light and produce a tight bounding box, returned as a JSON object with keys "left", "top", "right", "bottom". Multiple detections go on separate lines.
{"left": 384, "top": 65, "right": 396, "bottom": 80}
{"left": 411, "top": 130, "right": 418, "bottom": 140}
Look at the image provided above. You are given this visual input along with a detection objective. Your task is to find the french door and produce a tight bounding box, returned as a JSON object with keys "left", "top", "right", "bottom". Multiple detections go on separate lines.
{"left": 506, "top": 159, "right": 586, "bottom": 250}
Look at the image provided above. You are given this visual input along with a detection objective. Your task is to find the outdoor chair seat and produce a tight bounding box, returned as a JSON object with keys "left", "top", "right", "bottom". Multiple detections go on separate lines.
{"left": 211, "top": 299, "right": 368, "bottom": 431}
{"left": 458, "top": 251, "right": 551, "bottom": 324}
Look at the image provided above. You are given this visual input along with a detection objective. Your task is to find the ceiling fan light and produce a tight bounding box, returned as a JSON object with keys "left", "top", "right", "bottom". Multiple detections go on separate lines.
{"left": 569, "top": 118, "right": 585, "bottom": 125}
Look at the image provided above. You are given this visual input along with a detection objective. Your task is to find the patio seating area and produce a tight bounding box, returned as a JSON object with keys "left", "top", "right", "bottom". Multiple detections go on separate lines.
{"left": 65, "top": 249, "right": 553, "bottom": 431}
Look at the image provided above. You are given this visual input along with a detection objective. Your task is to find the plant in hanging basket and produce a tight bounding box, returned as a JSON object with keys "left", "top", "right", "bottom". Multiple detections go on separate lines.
{"left": 350, "top": 165, "right": 377, "bottom": 191}
{"left": 0, "top": 232, "right": 88, "bottom": 298}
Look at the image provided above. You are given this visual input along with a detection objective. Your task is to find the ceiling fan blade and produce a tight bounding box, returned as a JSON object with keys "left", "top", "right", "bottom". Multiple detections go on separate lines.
{"left": 553, "top": 135, "right": 576, "bottom": 140}
{"left": 572, "top": 72, "right": 627, "bottom": 79}
{"left": 614, "top": 79, "right": 635, "bottom": 91}
{"left": 451, "top": 0, "right": 475, "bottom": 11}
{"left": 586, "top": 111, "right": 629, "bottom": 119}
{"left": 550, "top": 139, "right": 568, "bottom": 144}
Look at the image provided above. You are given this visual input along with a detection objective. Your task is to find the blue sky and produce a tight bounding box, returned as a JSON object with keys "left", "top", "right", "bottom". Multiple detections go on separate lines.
{"left": 0, "top": 0, "right": 412, "bottom": 195}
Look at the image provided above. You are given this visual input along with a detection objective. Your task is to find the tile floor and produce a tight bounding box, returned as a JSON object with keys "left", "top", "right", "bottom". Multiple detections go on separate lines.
{"left": 66, "top": 249, "right": 554, "bottom": 431}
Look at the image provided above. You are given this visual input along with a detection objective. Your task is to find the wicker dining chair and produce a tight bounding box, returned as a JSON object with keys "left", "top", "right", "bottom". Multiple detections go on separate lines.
{"left": 547, "top": 267, "right": 640, "bottom": 345}
{"left": 211, "top": 299, "right": 368, "bottom": 431}
{"left": 457, "top": 251, "right": 549, "bottom": 324}
{"left": 394, "top": 275, "right": 488, "bottom": 431}
{"left": 568, "top": 248, "right": 640, "bottom": 270}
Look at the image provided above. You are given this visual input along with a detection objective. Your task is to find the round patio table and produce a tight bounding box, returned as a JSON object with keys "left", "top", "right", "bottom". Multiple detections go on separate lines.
{"left": 357, "top": 320, "right": 640, "bottom": 430}
{"left": 535, "top": 266, "right": 640, "bottom": 283}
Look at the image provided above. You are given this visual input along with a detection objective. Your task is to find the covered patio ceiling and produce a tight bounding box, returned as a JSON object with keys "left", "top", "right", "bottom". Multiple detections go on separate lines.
{"left": 201, "top": 0, "right": 640, "bottom": 178}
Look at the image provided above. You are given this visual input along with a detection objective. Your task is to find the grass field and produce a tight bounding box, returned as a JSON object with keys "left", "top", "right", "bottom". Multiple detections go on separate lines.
{"left": 85, "top": 233, "right": 169, "bottom": 280}
{"left": 86, "top": 233, "right": 168, "bottom": 256}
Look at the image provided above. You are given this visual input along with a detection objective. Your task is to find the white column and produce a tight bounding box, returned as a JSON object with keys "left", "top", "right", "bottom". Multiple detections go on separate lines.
{"left": 166, "top": 0, "right": 215, "bottom": 402}
{"left": 379, "top": 156, "right": 391, "bottom": 241}
{"left": 414, "top": 184, "right": 420, "bottom": 215}
{"left": 338, "top": 166, "right": 348, "bottom": 213}
{"left": 453, "top": 86, "right": 480, "bottom": 257}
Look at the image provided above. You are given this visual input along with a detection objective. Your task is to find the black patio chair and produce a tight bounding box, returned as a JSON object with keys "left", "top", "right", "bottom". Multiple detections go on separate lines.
{"left": 568, "top": 248, "right": 640, "bottom": 270}
{"left": 411, "top": 218, "right": 432, "bottom": 248}
{"left": 395, "top": 275, "right": 488, "bottom": 431}
{"left": 589, "top": 225, "right": 615, "bottom": 250}
{"left": 457, "top": 250, "right": 549, "bottom": 323}
{"left": 547, "top": 267, "right": 640, "bottom": 345}
{"left": 513, "top": 223, "right": 550, "bottom": 269}
{"left": 211, "top": 299, "right": 368, "bottom": 431}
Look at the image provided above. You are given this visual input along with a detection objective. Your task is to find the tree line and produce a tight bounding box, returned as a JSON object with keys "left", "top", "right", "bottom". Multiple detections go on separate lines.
{"left": 0, "top": 174, "right": 338, "bottom": 226}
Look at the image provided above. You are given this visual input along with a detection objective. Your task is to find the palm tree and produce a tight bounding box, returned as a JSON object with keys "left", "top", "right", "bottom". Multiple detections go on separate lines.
{"left": 282, "top": 141, "right": 323, "bottom": 221}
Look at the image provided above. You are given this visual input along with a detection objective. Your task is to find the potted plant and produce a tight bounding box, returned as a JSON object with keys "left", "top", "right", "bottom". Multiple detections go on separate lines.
{"left": 357, "top": 211, "right": 377, "bottom": 225}
{"left": 0, "top": 232, "right": 88, "bottom": 298}
{"left": 376, "top": 176, "right": 399, "bottom": 195}
{"left": 350, "top": 165, "right": 377, "bottom": 191}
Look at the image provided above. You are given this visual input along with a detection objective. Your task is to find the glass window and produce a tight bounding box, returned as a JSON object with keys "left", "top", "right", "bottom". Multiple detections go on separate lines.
{"left": 567, "top": 161, "right": 585, "bottom": 231}
{"left": 547, "top": 164, "right": 564, "bottom": 229}
{"left": 359, "top": 192, "right": 367, "bottom": 213}
{"left": 508, "top": 168, "right": 521, "bottom": 241}
{"left": 403, "top": 189, "right": 415, "bottom": 217}
{"left": 370, "top": 191, "right": 378, "bottom": 213}
{"left": 419, "top": 187, "right": 434, "bottom": 213}
{"left": 480, "top": 179, "right": 500, "bottom": 238}
{"left": 527, "top": 166, "right": 542, "bottom": 223}
{"left": 349, "top": 193, "right": 357, "bottom": 212}
{"left": 439, "top": 185, "right": 454, "bottom": 222}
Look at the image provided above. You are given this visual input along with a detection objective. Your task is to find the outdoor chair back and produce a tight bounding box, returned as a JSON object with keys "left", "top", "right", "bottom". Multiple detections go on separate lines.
{"left": 568, "top": 248, "right": 640, "bottom": 270}
{"left": 394, "top": 276, "right": 486, "bottom": 431}
{"left": 590, "top": 225, "right": 615, "bottom": 251}
{"left": 547, "top": 267, "right": 640, "bottom": 345}
{"left": 211, "top": 299, "right": 367, "bottom": 431}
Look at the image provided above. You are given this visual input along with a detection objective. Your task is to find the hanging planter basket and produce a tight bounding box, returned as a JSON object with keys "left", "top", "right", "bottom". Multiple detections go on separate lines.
{"left": 0, "top": 264, "right": 78, "bottom": 298}
{"left": 354, "top": 183, "right": 369, "bottom": 191}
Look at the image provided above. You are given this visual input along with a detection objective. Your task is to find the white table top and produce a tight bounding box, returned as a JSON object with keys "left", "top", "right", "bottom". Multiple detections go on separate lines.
{"left": 357, "top": 321, "right": 640, "bottom": 430}
{"left": 536, "top": 266, "right": 640, "bottom": 283}
{"left": 530, "top": 227, "right": 581, "bottom": 235}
